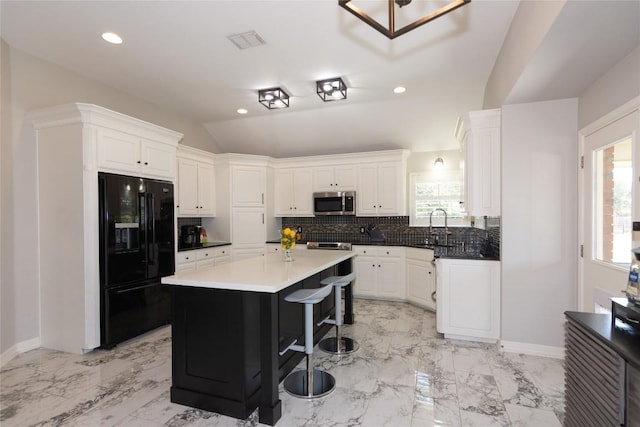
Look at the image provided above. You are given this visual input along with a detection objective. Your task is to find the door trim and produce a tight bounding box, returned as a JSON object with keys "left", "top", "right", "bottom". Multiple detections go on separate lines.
{"left": 578, "top": 96, "right": 640, "bottom": 311}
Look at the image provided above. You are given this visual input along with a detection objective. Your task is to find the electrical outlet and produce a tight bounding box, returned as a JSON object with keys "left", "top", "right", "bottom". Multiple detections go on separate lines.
{"left": 359, "top": 226, "right": 365, "bottom": 234}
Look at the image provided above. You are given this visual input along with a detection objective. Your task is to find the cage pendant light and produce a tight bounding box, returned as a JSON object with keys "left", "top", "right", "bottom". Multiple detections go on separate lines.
{"left": 338, "top": 0, "right": 471, "bottom": 40}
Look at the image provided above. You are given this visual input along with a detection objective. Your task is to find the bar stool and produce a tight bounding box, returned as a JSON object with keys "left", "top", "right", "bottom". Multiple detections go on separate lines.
{"left": 317, "top": 272, "right": 358, "bottom": 355}
{"left": 279, "top": 284, "right": 336, "bottom": 399}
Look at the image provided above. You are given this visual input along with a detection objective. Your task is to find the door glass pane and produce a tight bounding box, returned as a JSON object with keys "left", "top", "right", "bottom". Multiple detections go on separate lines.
{"left": 594, "top": 137, "right": 632, "bottom": 267}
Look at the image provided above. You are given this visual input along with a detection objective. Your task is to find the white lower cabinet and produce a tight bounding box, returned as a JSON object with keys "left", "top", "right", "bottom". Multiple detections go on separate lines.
{"left": 266, "top": 243, "right": 306, "bottom": 254}
{"left": 353, "top": 246, "right": 405, "bottom": 300}
{"left": 405, "top": 248, "right": 436, "bottom": 311}
{"left": 176, "top": 246, "right": 231, "bottom": 272}
{"left": 436, "top": 258, "right": 500, "bottom": 342}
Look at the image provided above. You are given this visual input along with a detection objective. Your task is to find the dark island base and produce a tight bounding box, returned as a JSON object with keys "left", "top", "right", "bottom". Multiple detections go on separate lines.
{"left": 169, "top": 260, "right": 351, "bottom": 424}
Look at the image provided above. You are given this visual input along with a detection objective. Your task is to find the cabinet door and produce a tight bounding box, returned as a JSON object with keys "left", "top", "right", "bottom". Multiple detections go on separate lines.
{"left": 377, "top": 257, "right": 404, "bottom": 299}
{"left": 353, "top": 256, "right": 376, "bottom": 297}
{"left": 292, "top": 169, "right": 313, "bottom": 215}
{"left": 312, "top": 167, "right": 336, "bottom": 192}
{"left": 377, "top": 162, "right": 403, "bottom": 216}
{"left": 96, "top": 128, "right": 141, "bottom": 174}
{"left": 274, "top": 169, "right": 294, "bottom": 215}
{"left": 232, "top": 207, "right": 266, "bottom": 247}
{"left": 177, "top": 158, "right": 199, "bottom": 215}
{"left": 426, "top": 262, "right": 436, "bottom": 311}
{"left": 197, "top": 162, "right": 216, "bottom": 216}
{"left": 437, "top": 259, "right": 500, "bottom": 340}
{"left": 266, "top": 243, "right": 282, "bottom": 253}
{"left": 356, "top": 164, "right": 378, "bottom": 216}
{"left": 406, "top": 259, "right": 430, "bottom": 308}
{"left": 141, "top": 140, "right": 176, "bottom": 179}
{"left": 176, "top": 262, "right": 196, "bottom": 273}
{"left": 334, "top": 165, "right": 356, "bottom": 191}
{"left": 232, "top": 166, "right": 265, "bottom": 206}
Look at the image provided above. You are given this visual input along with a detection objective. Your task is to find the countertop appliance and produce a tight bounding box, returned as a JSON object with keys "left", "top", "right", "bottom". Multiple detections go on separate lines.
{"left": 99, "top": 172, "right": 175, "bottom": 348}
{"left": 307, "top": 241, "right": 352, "bottom": 250}
{"left": 180, "top": 225, "right": 202, "bottom": 247}
{"left": 313, "top": 191, "right": 356, "bottom": 216}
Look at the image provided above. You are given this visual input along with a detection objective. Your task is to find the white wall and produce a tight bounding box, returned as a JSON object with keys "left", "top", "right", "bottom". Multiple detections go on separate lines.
{"left": 501, "top": 98, "right": 578, "bottom": 349}
{"left": 483, "top": 0, "right": 566, "bottom": 109}
{"left": 0, "top": 40, "right": 16, "bottom": 356}
{"left": 0, "top": 44, "right": 220, "bottom": 355}
{"left": 578, "top": 46, "right": 640, "bottom": 129}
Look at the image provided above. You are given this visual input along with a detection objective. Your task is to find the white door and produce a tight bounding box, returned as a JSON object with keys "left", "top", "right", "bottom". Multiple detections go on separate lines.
{"left": 581, "top": 110, "right": 639, "bottom": 312}
{"left": 177, "top": 158, "right": 199, "bottom": 215}
{"left": 197, "top": 162, "right": 215, "bottom": 216}
{"left": 292, "top": 168, "right": 313, "bottom": 215}
{"left": 232, "top": 207, "right": 266, "bottom": 247}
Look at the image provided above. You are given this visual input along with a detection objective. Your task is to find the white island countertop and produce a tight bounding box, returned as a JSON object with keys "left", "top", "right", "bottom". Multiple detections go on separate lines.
{"left": 162, "top": 250, "right": 356, "bottom": 293}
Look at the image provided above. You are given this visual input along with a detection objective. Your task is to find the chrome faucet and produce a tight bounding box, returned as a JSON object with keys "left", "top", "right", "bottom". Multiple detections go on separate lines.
{"left": 429, "top": 208, "right": 449, "bottom": 246}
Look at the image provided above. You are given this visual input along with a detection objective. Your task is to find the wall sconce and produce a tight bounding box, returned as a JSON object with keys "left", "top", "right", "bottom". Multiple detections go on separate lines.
{"left": 316, "top": 77, "right": 347, "bottom": 102}
{"left": 339, "top": 0, "right": 471, "bottom": 40}
{"left": 434, "top": 157, "right": 444, "bottom": 169}
{"left": 258, "top": 87, "right": 290, "bottom": 109}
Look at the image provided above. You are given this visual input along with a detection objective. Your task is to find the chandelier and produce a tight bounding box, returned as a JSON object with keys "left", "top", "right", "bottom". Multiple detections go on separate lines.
{"left": 339, "top": 0, "right": 471, "bottom": 40}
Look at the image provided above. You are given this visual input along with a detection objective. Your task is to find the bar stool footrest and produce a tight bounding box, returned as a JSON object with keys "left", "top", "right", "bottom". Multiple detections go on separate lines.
{"left": 318, "top": 336, "right": 359, "bottom": 355}
{"left": 283, "top": 369, "right": 335, "bottom": 399}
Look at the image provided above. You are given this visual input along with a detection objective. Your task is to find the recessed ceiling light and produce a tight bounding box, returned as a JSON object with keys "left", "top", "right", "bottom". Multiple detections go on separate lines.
{"left": 237, "top": 108, "right": 248, "bottom": 115}
{"left": 393, "top": 86, "right": 406, "bottom": 94}
{"left": 102, "top": 32, "right": 123, "bottom": 45}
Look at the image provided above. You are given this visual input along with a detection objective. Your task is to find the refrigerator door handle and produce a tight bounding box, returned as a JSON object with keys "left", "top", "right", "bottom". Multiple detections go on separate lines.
{"left": 148, "top": 193, "right": 156, "bottom": 266}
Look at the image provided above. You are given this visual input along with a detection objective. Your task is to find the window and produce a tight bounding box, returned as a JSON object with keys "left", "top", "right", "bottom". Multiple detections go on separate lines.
{"left": 594, "top": 136, "right": 632, "bottom": 266}
{"left": 409, "top": 171, "right": 469, "bottom": 227}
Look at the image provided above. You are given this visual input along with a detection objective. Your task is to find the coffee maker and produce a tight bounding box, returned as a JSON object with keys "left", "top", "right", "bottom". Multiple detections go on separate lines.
{"left": 181, "top": 225, "right": 201, "bottom": 247}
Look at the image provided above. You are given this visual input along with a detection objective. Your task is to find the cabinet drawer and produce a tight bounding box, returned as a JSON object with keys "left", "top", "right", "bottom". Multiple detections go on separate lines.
{"left": 354, "top": 246, "right": 403, "bottom": 257}
{"left": 196, "top": 249, "right": 214, "bottom": 261}
{"left": 213, "top": 246, "right": 230, "bottom": 257}
{"left": 406, "top": 248, "right": 434, "bottom": 261}
{"left": 196, "top": 259, "right": 215, "bottom": 271}
{"left": 176, "top": 251, "right": 197, "bottom": 264}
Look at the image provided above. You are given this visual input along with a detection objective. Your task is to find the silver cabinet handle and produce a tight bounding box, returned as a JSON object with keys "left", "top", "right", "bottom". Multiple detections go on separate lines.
{"left": 431, "top": 291, "right": 437, "bottom": 302}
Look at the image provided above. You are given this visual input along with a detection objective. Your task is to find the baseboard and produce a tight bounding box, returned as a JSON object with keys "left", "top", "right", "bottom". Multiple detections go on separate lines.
{"left": 500, "top": 340, "right": 565, "bottom": 359}
{"left": 0, "top": 337, "right": 42, "bottom": 368}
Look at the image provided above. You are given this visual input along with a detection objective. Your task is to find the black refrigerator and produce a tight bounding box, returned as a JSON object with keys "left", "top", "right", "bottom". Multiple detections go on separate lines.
{"left": 99, "top": 172, "right": 175, "bottom": 348}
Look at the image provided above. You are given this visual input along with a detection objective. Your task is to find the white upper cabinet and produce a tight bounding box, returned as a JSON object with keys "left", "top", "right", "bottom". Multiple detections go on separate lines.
{"left": 312, "top": 165, "right": 356, "bottom": 192}
{"left": 357, "top": 161, "right": 406, "bottom": 216}
{"left": 274, "top": 168, "right": 313, "bottom": 216}
{"left": 176, "top": 146, "right": 215, "bottom": 217}
{"left": 455, "top": 109, "right": 501, "bottom": 217}
{"left": 232, "top": 165, "right": 266, "bottom": 206}
{"left": 96, "top": 127, "right": 176, "bottom": 180}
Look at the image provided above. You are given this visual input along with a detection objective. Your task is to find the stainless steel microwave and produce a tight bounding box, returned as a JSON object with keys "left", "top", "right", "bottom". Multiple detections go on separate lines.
{"left": 313, "top": 191, "right": 356, "bottom": 216}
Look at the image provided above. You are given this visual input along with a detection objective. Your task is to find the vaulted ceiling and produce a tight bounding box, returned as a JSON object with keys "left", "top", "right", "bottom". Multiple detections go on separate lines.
{"left": 2, "top": 1, "right": 638, "bottom": 157}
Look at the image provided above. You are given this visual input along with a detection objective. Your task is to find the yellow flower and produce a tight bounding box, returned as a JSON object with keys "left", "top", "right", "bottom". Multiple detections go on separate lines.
{"left": 281, "top": 227, "right": 296, "bottom": 249}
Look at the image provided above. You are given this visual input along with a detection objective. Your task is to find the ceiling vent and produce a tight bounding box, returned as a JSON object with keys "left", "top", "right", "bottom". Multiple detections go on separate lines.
{"left": 227, "top": 31, "right": 266, "bottom": 50}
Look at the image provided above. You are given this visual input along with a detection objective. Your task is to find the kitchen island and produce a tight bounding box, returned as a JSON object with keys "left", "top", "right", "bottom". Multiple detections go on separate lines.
{"left": 161, "top": 250, "right": 355, "bottom": 425}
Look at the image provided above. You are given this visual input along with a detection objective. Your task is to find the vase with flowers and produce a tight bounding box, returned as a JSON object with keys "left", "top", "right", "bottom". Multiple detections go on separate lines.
{"left": 281, "top": 227, "right": 296, "bottom": 262}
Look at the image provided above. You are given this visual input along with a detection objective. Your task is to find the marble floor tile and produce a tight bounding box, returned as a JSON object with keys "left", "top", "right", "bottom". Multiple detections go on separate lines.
{"left": 1, "top": 300, "right": 564, "bottom": 427}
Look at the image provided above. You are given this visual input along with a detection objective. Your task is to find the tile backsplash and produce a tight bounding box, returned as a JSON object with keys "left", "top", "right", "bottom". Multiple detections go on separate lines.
{"left": 281, "top": 216, "right": 500, "bottom": 258}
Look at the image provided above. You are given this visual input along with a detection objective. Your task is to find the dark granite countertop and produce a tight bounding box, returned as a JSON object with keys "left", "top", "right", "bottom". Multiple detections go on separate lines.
{"left": 178, "top": 242, "right": 231, "bottom": 252}
{"left": 565, "top": 310, "right": 640, "bottom": 369}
